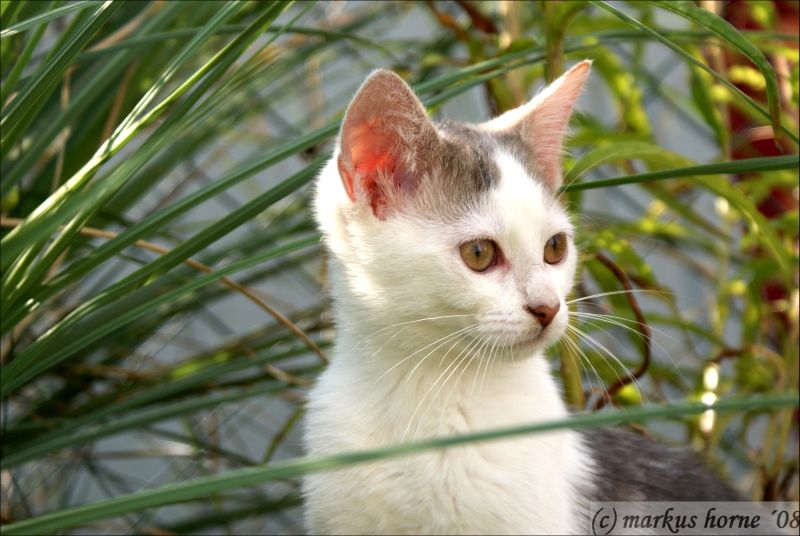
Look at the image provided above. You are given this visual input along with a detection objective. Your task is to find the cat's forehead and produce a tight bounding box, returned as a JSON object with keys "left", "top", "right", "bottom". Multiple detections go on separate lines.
{"left": 490, "top": 150, "right": 568, "bottom": 230}
{"left": 435, "top": 120, "right": 501, "bottom": 192}
{"left": 426, "top": 120, "right": 554, "bottom": 216}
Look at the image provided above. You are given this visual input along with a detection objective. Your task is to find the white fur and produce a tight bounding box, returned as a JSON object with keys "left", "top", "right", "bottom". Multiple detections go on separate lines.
{"left": 305, "top": 146, "right": 593, "bottom": 534}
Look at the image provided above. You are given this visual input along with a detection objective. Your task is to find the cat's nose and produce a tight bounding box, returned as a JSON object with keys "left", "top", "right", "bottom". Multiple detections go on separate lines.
{"left": 525, "top": 302, "right": 560, "bottom": 328}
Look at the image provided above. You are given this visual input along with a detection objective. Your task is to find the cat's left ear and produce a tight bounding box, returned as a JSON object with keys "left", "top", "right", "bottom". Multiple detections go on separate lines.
{"left": 337, "top": 70, "right": 438, "bottom": 219}
{"left": 483, "top": 60, "right": 591, "bottom": 190}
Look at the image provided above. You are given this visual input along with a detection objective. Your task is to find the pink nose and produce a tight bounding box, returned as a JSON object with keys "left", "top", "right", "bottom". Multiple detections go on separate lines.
{"left": 525, "top": 302, "right": 560, "bottom": 328}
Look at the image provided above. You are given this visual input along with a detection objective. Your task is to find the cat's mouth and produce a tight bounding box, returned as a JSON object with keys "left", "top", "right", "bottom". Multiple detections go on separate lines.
{"left": 508, "top": 330, "right": 546, "bottom": 349}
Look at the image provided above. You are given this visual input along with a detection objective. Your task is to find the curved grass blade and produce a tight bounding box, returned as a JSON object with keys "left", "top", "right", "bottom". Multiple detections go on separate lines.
{"left": 0, "top": 0, "right": 188, "bottom": 195}
{"left": 0, "top": 1, "right": 244, "bottom": 266}
{"left": 0, "top": 1, "right": 121, "bottom": 154}
{"left": 589, "top": 0, "right": 799, "bottom": 144}
{"left": 1, "top": 2, "right": 300, "bottom": 311}
{"left": 2, "top": 373, "right": 294, "bottom": 468}
{"left": 562, "top": 154, "right": 799, "bottom": 192}
{"left": 0, "top": 0, "right": 96, "bottom": 39}
{"left": 0, "top": 1, "right": 53, "bottom": 105}
{"left": 652, "top": 0, "right": 783, "bottom": 140}
{"left": 563, "top": 154, "right": 797, "bottom": 279}
{"left": 77, "top": 23, "right": 399, "bottom": 62}
{"left": 564, "top": 140, "right": 676, "bottom": 184}
{"left": 3, "top": 393, "right": 797, "bottom": 536}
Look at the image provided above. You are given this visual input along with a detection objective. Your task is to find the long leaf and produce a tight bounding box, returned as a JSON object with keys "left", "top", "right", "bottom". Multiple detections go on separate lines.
{"left": 0, "top": 0, "right": 96, "bottom": 39}
{"left": 652, "top": 0, "right": 783, "bottom": 140}
{"left": 0, "top": 1, "right": 121, "bottom": 152}
{"left": 589, "top": 0, "right": 799, "bottom": 144}
{"left": 562, "top": 154, "right": 799, "bottom": 192}
{"left": 3, "top": 393, "right": 797, "bottom": 536}
{"left": 0, "top": 1, "right": 244, "bottom": 267}
{"left": 1, "top": 2, "right": 298, "bottom": 310}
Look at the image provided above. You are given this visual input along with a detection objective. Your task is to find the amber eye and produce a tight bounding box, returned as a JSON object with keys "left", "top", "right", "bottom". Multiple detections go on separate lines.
{"left": 544, "top": 233, "right": 568, "bottom": 264}
{"left": 459, "top": 239, "right": 497, "bottom": 272}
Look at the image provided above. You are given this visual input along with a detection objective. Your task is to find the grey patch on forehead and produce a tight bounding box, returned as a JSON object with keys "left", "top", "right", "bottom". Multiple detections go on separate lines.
{"left": 435, "top": 120, "right": 499, "bottom": 191}
{"left": 411, "top": 120, "right": 543, "bottom": 218}
{"left": 492, "top": 130, "right": 541, "bottom": 183}
{"left": 435, "top": 120, "right": 540, "bottom": 188}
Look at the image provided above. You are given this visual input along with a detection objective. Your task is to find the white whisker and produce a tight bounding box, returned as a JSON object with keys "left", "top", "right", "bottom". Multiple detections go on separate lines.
{"left": 358, "top": 314, "right": 476, "bottom": 343}
{"left": 560, "top": 332, "right": 603, "bottom": 406}
{"left": 565, "top": 324, "right": 631, "bottom": 403}
{"left": 480, "top": 333, "right": 503, "bottom": 395}
{"left": 469, "top": 333, "right": 492, "bottom": 402}
{"left": 567, "top": 289, "right": 669, "bottom": 304}
{"left": 401, "top": 329, "right": 484, "bottom": 444}
{"left": 442, "top": 334, "right": 492, "bottom": 422}
{"left": 570, "top": 311, "right": 672, "bottom": 348}
{"left": 374, "top": 323, "right": 478, "bottom": 384}
{"left": 403, "top": 324, "right": 483, "bottom": 386}
{"left": 567, "top": 324, "right": 650, "bottom": 405}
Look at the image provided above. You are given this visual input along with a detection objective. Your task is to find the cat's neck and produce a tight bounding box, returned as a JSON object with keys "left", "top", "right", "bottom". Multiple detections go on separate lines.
{"left": 331, "top": 329, "right": 569, "bottom": 441}
{"left": 328, "top": 293, "right": 570, "bottom": 440}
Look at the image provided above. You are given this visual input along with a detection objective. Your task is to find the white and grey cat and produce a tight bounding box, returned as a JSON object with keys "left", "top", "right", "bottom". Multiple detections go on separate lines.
{"left": 304, "top": 61, "right": 737, "bottom": 535}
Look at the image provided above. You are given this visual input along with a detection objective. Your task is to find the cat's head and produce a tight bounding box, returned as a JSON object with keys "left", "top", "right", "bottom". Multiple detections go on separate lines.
{"left": 316, "top": 62, "right": 590, "bottom": 357}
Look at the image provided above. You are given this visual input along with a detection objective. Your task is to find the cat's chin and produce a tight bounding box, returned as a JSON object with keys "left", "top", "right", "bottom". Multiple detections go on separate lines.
{"left": 507, "top": 328, "right": 561, "bottom": 354}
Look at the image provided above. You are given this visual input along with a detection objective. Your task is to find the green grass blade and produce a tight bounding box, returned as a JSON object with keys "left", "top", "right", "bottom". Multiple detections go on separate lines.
{"left": 652, "top": 0, "right": 783, "bottom": 139}
{"left": 2, "top": 379, "right": 291, "bottom": 468}
{"left": 0, "top": 0, "right": 188, "bottom": 195}
{"left": 589, "top": 0, "right": 799, "bottom": 144}
{"left": 0, "top": 0, "right": 95, "bottom": 38}
{"left": 564, "top": 154, "right": 797, "bottom": 279}
{"left": 0, "top": 1, "right": 244, "bottom": 268}
{"left": 564, "top": 141, "right": 676, "bottom": 184}
{"left": 76, "top": 23, "right": 398, "bottom": 62}
{"left": 3, "top": 393, "right": 796, "bottom": 536}
{"left": 0, "top": 1, "right": 121, "bottom": 153}
{"left": 4, "top": 331, "right": 324, "bottom": 464}
{"left": 0, "top": 1, "right": 53, "bottom": 104}
{"left": 562, "top": 154, "right": 800, "bottom": 191}
{"left": 0, "top": 0, "right": 26, "bottom": 24}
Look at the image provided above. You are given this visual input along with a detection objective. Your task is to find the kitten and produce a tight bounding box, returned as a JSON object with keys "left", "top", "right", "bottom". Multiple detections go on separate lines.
{"left": 304, "top": 62, "right": 738, "bottom": 535}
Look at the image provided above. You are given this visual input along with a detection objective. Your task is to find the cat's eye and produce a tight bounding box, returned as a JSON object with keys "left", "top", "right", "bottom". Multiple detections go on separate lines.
{"left": 544, "top": 233, "right": 567, "bottom": 264}
{"left": 459, "top": 239, "right": 497, "bottom": 272}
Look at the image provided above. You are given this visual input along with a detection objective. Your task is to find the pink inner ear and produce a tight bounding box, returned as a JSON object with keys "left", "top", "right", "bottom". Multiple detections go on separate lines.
{"left": 530, "top": 63, "right": 590, "bottom": 189}
{"left": 526, "top": 89, "right": 583, "bottom": 189}
{"left": 341, "top": 117, "right": 412, "bottom": 217}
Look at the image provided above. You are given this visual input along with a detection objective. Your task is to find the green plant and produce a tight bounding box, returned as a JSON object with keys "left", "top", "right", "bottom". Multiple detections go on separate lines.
{"left": 1, "top": 1, "right": 798, "bottom": 533}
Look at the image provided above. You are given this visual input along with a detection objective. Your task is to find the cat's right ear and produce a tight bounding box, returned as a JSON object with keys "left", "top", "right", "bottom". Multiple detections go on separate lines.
{"left": 482, "top": 60, "right": 591, "bottom": 191}
{"left": 337, "top": 70, "right": 437, "bottom": 219}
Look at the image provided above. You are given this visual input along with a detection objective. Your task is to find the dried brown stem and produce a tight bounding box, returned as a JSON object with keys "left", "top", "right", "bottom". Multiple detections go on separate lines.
{"left": 592, "top": 251, "right": 651, "bottom": 410}
{"left": 425, "top": 1, "right": 470, "bottom": 42}
{"left": 454, "top": 0, "right": 498, "bottom": 34}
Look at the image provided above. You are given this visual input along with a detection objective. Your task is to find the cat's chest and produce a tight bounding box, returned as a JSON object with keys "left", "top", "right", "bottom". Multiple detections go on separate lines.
{"left": 304, "top": 357, "right": 588, "bottom": 534}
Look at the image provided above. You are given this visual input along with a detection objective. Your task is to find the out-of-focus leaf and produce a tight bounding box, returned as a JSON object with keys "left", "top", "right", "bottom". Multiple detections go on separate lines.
{"left": 4, "top": 394, "right": 796, "bottom": 536}
{"left": 652, "top": 0, "right": 784, "bottom": 141}
{"left": 563, "top": 155, "right": 800, "bottom": 191}
{"left": 590, "top": 0, "right": 799, "bottom": 144}
{"left": 0, "top": 0, "right": 96, "bottom": 39}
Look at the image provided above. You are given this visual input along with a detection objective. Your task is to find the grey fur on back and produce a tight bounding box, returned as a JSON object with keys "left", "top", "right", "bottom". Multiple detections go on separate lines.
{"left": 583, "top": 427, "right": 741, "bottom": 501}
